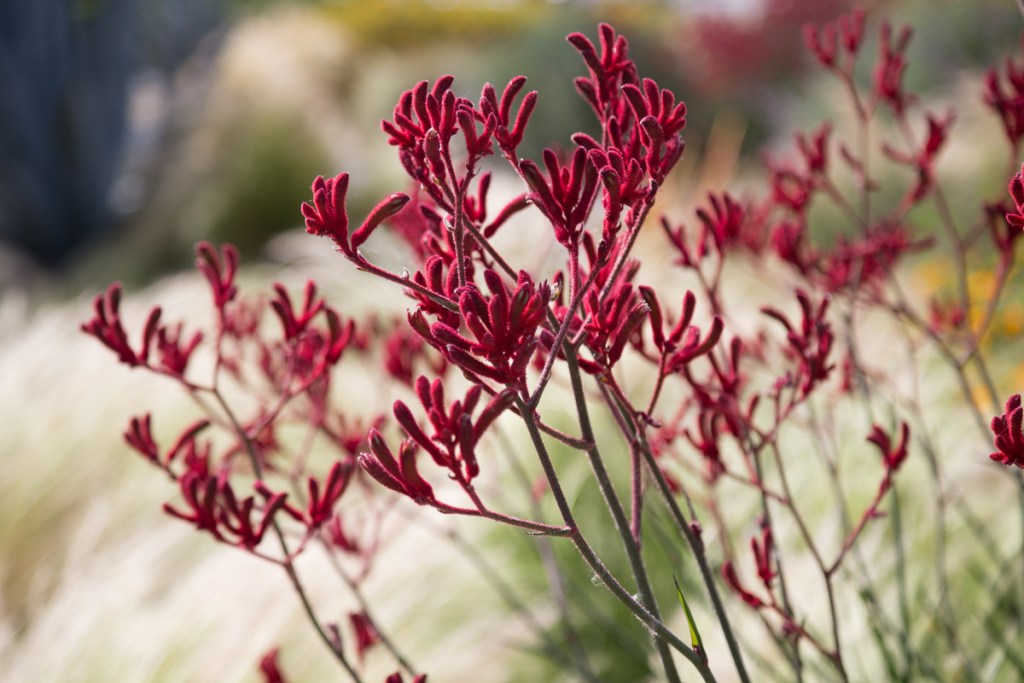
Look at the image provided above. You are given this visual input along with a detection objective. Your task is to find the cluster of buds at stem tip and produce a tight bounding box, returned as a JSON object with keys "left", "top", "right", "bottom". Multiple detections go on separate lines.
{"left": 873, "top": 19, "right": 914, "bottom": 114}
{"left": 127, "top": 412, "right": 356, "bottom": 547}
{"left": 721, "top": 520, "right": 776, "bottom": 610}
{"left": 990, "top": 394, "right": 1024, "bottom": 469}
{"left": 393, "top": 378, "right": 514, "bottom": 484}
{"left": 882, "top": 111, "right": 954, "bottom": 204}
{"left": 661, "top": 192, "right": 747, "bottom": 267}
{"left": 641, "top": 288, "right": 724, "bottom": 374}
{"left": 410, "top": 269, "right": 549, "bottom": 388}
{"left": 163, "top": 472, "right": 291, "bottom": 552}
{"left": 983, "top": 37, "right": 1024, "bottom": 147}
{"left": 358, "top": 429, "right": 435, "bottom": 504}
{"left": 866, "top": 421, "right": 911, "bottom": 495}
{"left": 802, "top": 6, "right": 866, "bottom": 74}
{"left": 761, "top": 289, "right": 834, "bottom": 398}
{"left": 82, "top": 281, "right": 203, "bottom": 378}
{"left": 519, "top": 147, "right": 598, "bottom": 251}
{"left": 302, "top": 172, "right": 410, "bottom": 263}
{"left": 1004, "top": 162, "right": 1024, "bottom": 231}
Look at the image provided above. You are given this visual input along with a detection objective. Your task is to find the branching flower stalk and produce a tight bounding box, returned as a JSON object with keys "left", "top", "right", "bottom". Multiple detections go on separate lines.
{"left": 82, "top": 9, "right": 1024, "bottom": 682}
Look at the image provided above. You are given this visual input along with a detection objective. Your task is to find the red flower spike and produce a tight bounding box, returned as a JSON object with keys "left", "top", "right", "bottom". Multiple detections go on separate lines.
{"left": 803, "top": 21, "right": 837, "bottom": 69}
{"left": 638, "top": 286, "right": 665, "bottom": 351}
{"left": 349, "top": 611, "right": 380, "bottom": 662}
{"left": 415, "top": 270, "right": 548, "bottom": 387}
{"left": 195, "top": 241, "right": 240, "bottom": 311}
{"left": 393, "top": 398, "right": 449, "bottom": 467}
{"left": 164, "top": 471, "right": 296, "bottom": 552}
{"left": 81, "top": 282, "right": 160, "bottom": 368}
{"left": 393, "top": 378, "right": 511, "bottom": 484}
{"left": 483, "top": 192, "right": 530, "bottom": 239}
{"left": 164, "top": 472, "right": 224, "bottom": 541}
{"left": 796, "top": 123, "right": 831, "bottom": 176}
{"left": 866, "top": 421, "right": 911, "bottom": 497}
{"left": 124, "top": 414, "right": 160, "bottom": 465}
{"left": 873, "top": 20, "right": 914, "bottom": 114}
{"left": 270, "top": 281, "right": 325, "bottom": 341}
{"left": 408, "top": 256, "right": 463, "bottom": 327}
{"left": 1006, "top": 163, "right": 1024, "bottom": 230}
{"left": 990, "top": 394, "right": 1024, "bottom": 468}
{"left": 164, "top": 418, "right": 211, "bottom": 469}
{"left": 803, "top": 7, "right": 866, "bottom": 73}
{"left": 762, "top": 290, "right": 834, "bottom": 398}
{"left": 606, "top": 302, "right": 649, "bottom": 368}
{"left": 751, "top": 521, "right": 776, "bottom": 591}
{"left": 258, "top": 647, "right": 289, "bottom": 683}
{"left": 567, "top": 24, "right": 638, "bottom": 121}
{"left": 386, "top": 674, "right": 428, "bottom": 683}
{"left": 683, "top": 409, "right": 726, "bottom": 482}
{"left": 225, "top": 481, "right": 294, "bottom": 552}
{"left": 619, "top": 78, "right": 686, "bottom": 183}
{"left": 589, "top": 146, "right": 647, "bottom": 236}
{"left": 153, "top": 322, "right": 203, "bottom": 377}
{"left": 356, "top": 193, "right": 412, "bottom": 250}
{"left": 840, "top": 7, "right": 867, "bottom": 55}
{"left": 722, "top": 560, "right": 764, "bottom": 609}
{"left": 479, "top": 77, "right": 538, "bottom": 157}
{"left": 325, "top": 514, "right": 361, "bottom": 555}
{"left": 304, "top": 461, "right": 354, "bottom": 531}
{"left": 666, "top": 317, "right": 723, "bottom": 374}
{"left": 882, "top": 111, "right": 954, "bottom": 203}
{"left": 867, "top": 422, "right": 910, "bottom": 473}
{"left": 696, "top": 192, "right": 745, "bottom": 254}
{"left": 667, "top": 291, "right": 697, "bottom": 346}
{"left": 520, "top": 146, "right": 598, "bottom": 249}
{"left": 984, "top": 47, "right": 1024, "bottom": 146}
{"left": 303, "top": 173, "right": 353, "bottom": 252}
{"left": 358, "top": 429, "right": 435, "bottom": 503}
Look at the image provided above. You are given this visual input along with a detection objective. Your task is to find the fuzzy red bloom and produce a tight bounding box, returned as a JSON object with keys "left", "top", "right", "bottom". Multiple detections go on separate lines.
{"left": 124, "top": 414, "right": 209, "bottom": 473}
{"left": 82, "top": 282, "right": 204, "bottom": 378}
{"left": 386, "top": 674, "right": 427, "bottom": 683}
{"left": 196, "top": 241, "right": 239, "bottom": 312}
{"left": 983, "top": 39, "right": 1024, "bottom": 146}
{"left": 302, "top": 173, "right": 350, "bottom": 242}
{"left": 358, "top": 429, "right": 435, "bottom": 504}
{"left": 802, "top": 7, "right": 866, "bottom": 73}
{"left": 478, "top": 76, "right": 538, "bottom": 159}
{"left": 258, "top": 647, "right": 289, "bottom": 683}
{"left": 1006, "top": 163, "right": 1024, "bottom": 230}
{"left": 302, "top": 173, "right": 409, "bottom": 260}
{"left": 414, "top": 270, "right": 549, "bottom": 388}
{"left": 303, "top": 461, "right": 354, "bottom": 531}
{"left": 867, "top": 422, "right": 911, "bottom": 494}
{"left": 349, "top": 611, "right": 381, "bottom": 661}
{"left": 81, "top": 282, "right": 160, "bottom": 367}
{"left": 762, "top": 289, "right": 834, "bottom": 398}
{"left": 163, "top": 472, "right": 292, "bottom": 551}
{"left": 568, "top": 23, "right": 639, "bottom": 123}
{"left": 873, "top": 20, "right": 914, "bottom": 114}
{"left": 393, "top": 378, "right": 512, "bottom": 482}
{"left": 722, "top": 560, "right": 764, "bottom": 609}
{"left": 990, "top": 394, "right": 1024, "bottom": 468}
{"left": 751, "top": 522, "right": 776, "bottom": 591}
{"left": 520, "top": 147, "right": 598, "bottom": 250}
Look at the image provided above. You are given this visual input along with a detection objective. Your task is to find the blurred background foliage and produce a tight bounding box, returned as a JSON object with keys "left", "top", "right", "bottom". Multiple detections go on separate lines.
{"left": 1, "top": 0, "right": 1021, "bottom": 297}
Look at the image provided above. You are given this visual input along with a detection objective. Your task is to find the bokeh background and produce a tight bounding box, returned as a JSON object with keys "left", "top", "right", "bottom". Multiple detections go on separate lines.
{"left": 3, "top": 0, "right": 1024, "bottom": 681}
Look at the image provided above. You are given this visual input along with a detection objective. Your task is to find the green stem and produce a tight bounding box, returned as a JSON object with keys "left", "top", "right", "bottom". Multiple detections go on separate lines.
{"left": 513, "top": 395, "right": 717, "bottom": 681}
{"left": 213, "top": 389, "right": 363, "bottom": 683}
{"left": 562, "top": 352, "right": 683, "bottom": 683}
